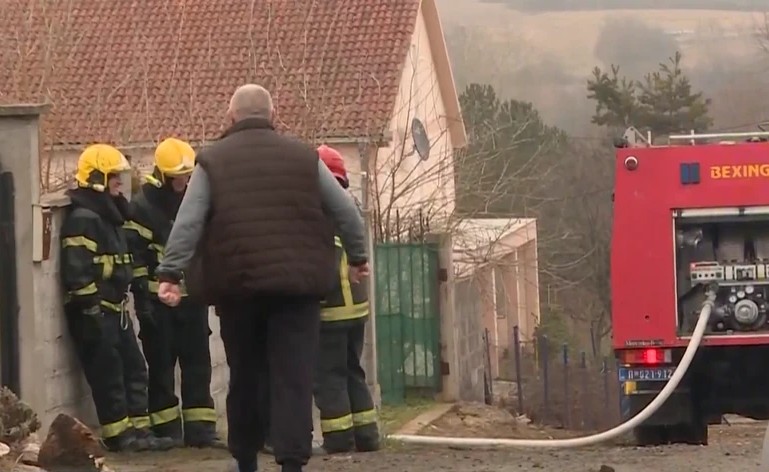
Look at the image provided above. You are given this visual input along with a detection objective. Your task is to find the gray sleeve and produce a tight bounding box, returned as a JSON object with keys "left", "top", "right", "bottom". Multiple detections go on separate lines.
{"left": 155, "top": 166, "right": 211, "bottom": 278}
{"left": 318, "top": 159, "right": 368, "bottom": 264}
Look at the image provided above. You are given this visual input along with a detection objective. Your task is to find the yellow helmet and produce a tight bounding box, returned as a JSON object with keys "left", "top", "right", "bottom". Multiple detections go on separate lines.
{"left": 152, "top": 138, "right": 195, "bottom": 186}
{"left": 75, "top": 144, "right": 130, "bottom": 192}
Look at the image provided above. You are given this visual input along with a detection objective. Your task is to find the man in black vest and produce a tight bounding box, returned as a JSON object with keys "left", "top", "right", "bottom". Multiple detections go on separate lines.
{"left": 152, "top": 84, "right": 369, "bottom": 472}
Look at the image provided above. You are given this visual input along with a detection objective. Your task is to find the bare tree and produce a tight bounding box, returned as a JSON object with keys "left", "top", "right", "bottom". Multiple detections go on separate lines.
{"left": 533, "top": 139, "right": 614, "bottom": 356}
{"left": 357, "top": 35, "right": 552, "bottom": 244}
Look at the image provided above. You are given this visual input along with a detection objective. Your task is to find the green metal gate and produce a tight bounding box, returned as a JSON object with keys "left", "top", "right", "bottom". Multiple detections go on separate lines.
{"left": 375, "top": 242, "right": 441, "bottom": 405}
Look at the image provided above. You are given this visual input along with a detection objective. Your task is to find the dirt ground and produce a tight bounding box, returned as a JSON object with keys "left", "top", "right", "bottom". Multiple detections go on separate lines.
{"left": 422, "top": 402, "right": 585, "bottom": 440}
{"left": 104, "top": 404, "right": 769, "bottom": 472}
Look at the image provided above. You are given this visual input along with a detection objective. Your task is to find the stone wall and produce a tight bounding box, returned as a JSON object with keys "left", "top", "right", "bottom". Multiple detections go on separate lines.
{"left": 431, "top": 232, "right": 486, "bottom": 403}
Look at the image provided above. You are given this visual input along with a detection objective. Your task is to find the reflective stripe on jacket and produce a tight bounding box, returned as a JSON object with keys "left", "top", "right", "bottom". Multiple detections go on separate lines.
{"left": 320, "top": 236, "right": 369, "bottom": 322}
{"left": 124, "top": 187, "right": 189, "bottom": 301}
{"left": 60, "top": 206, "right": 134, "bottom": 311}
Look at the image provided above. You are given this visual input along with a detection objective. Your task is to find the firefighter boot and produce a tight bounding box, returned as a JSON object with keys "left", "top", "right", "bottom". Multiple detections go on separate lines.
{"left": 150, "top": 418, "right": 184, "bottom": 448}
{"left": 134, "top": 428, "right": 176, "bottom": 451}
{"left": 185, "top": 420, "right": 227, "bottom": 449}
{"left": 353, "top": 421, "right": 380, "bottom": 452}
{"left": 188, "top": 431, "right": 227, "bottom": 449}
{"left": 102, "top": 428, "right": 146, "bottom": 453}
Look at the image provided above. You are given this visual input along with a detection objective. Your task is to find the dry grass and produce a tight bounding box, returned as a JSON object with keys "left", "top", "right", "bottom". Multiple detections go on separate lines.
{"left": 380, "top": 397, "right": 438, "bottom": 435}
{"left": 419, "top": 402, "right": 584, "bottom": 440}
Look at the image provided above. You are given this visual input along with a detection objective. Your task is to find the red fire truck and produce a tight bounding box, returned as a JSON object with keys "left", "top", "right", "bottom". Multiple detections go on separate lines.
{"left": 612, "top": 127, "right": 769, "bottom": 446}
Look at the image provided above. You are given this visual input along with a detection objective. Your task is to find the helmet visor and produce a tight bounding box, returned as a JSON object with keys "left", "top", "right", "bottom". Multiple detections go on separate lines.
{"left": 163, "top": 155, "right": 195, "bottom": 176}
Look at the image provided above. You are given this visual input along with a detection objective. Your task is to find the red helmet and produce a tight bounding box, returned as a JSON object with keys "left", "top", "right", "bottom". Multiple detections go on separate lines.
{"left": 318, "top": 144, "right": 348, "bottom": 187}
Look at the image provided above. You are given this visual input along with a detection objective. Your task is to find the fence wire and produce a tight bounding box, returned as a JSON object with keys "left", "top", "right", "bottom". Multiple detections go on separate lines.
{"left": 495, "top": 327, "right": 622, "bottom": 432}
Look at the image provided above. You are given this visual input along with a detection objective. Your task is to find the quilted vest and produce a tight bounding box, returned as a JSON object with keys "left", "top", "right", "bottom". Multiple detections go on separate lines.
{"left": 187, "top": 117, "right": 335, "bottom": 304}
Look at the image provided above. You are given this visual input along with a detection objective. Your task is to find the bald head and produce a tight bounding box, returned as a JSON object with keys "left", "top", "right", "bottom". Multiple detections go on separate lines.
{"left": 227, "top": 84, "right": 273, "bottom": 123}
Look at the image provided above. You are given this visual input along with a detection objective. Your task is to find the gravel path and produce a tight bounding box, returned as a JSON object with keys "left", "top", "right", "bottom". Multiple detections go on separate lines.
{"left": 109, "top": 422, "right": 766, "bottom": 471}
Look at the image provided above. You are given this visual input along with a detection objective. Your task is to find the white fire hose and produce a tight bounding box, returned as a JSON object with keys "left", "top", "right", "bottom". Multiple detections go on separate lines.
{"left": 388, "top": 296, "right": 716, "bottom": 448}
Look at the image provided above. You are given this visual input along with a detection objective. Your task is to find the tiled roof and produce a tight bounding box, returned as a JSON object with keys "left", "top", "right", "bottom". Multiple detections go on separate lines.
{"left": 0, "top": 0, "right": 419, "bottom": 146}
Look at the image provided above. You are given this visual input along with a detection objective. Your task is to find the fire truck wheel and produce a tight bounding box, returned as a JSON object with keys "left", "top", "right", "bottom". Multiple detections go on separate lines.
{"left": 632, "top": 425, "right": 667, "bottom": 446}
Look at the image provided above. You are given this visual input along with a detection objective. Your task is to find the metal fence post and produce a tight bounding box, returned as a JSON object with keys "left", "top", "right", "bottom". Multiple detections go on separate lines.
{"left": 513, "top": 326, "right": 524, "bottom": 414}
{"left": 562, "top": 344, "right": 569, "bottom": 429}
{"left": 541, "top": 335, "right": 550, "bottom": 422}
{"left": 616, "top": 358, "right": 623, "bottom": 419}
{"left": 483, "top": 328, "right": 493, "bottom": 405}
{"left": 580, "top": 351, "right": 587, "bottom": 429}
{"left": 602, "top": 357, "right": 609, "bottom": 428}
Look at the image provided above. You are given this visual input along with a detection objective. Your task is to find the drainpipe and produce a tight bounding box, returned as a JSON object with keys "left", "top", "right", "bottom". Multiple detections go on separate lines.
{"left": 357, "top": 140, "right": 380, "bottom": 407}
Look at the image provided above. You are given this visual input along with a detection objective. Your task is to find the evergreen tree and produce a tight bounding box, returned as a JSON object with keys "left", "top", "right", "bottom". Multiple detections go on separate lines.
{"left": 636, "top": 51, "right": 712, "bottom": 135}
{"left": 586, "top": 51, "right": 712, "bottom": 136}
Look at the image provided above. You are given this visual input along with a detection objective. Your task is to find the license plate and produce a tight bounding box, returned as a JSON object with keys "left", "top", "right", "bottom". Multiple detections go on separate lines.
{"left": 619, "top": 367, "right": 675, "bottom": 381}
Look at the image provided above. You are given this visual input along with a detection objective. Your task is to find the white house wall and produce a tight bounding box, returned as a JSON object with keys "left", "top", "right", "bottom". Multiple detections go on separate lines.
{"left": 372, "top": 5, "right": 457, "bottom": 236}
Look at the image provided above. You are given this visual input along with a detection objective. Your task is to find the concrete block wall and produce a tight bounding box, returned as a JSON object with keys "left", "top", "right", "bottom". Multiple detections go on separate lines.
{"left": 32, "top": 206, "right": 98, "bottom": 427}
{"left": 431, "top": 232, "right": 486, "bottom": 403}
{"left": 453, "top": 273, "right": 486, "bottom": 402}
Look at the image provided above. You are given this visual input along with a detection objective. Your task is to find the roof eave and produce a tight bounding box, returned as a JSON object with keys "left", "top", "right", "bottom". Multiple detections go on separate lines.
{"left": 46, "top": 131, "right": 393, "bottom": 152}
{"left": 320, "top": 132, "right": 392, "bottom": 147}
{"left": 421, "top": 0, "right": 468, "bottom": 149}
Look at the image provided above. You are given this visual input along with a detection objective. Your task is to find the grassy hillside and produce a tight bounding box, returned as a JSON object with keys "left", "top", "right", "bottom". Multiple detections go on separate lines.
{"left": 439, "top": 0, "right": 769, "bottom": 132}
{"left": 439, "top": 2, "right": 761, "bottom": 72}
{"left": 481, "top": 0, "right": 769, "bottom": 12}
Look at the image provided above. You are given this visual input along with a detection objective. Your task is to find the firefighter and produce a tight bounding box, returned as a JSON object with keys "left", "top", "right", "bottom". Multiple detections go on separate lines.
{"left": 313, "top": 144, "right": 380, "bottom": 454}
{"left": 124, "top": 138, "right": 222, "bottom": 448}
{"left": 60, "top": 144, "right": 174, "bottom": 452}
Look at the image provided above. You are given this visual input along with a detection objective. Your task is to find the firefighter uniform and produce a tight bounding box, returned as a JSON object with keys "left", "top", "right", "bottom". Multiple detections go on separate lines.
{"left": 124, "top": 138, "right": 220, "bottom": 448}
{"left": 60, "top": 144, "right": 174, "bottom": 452}
{"left": 314, "top": 145, "right": 380, "bottom": 453}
